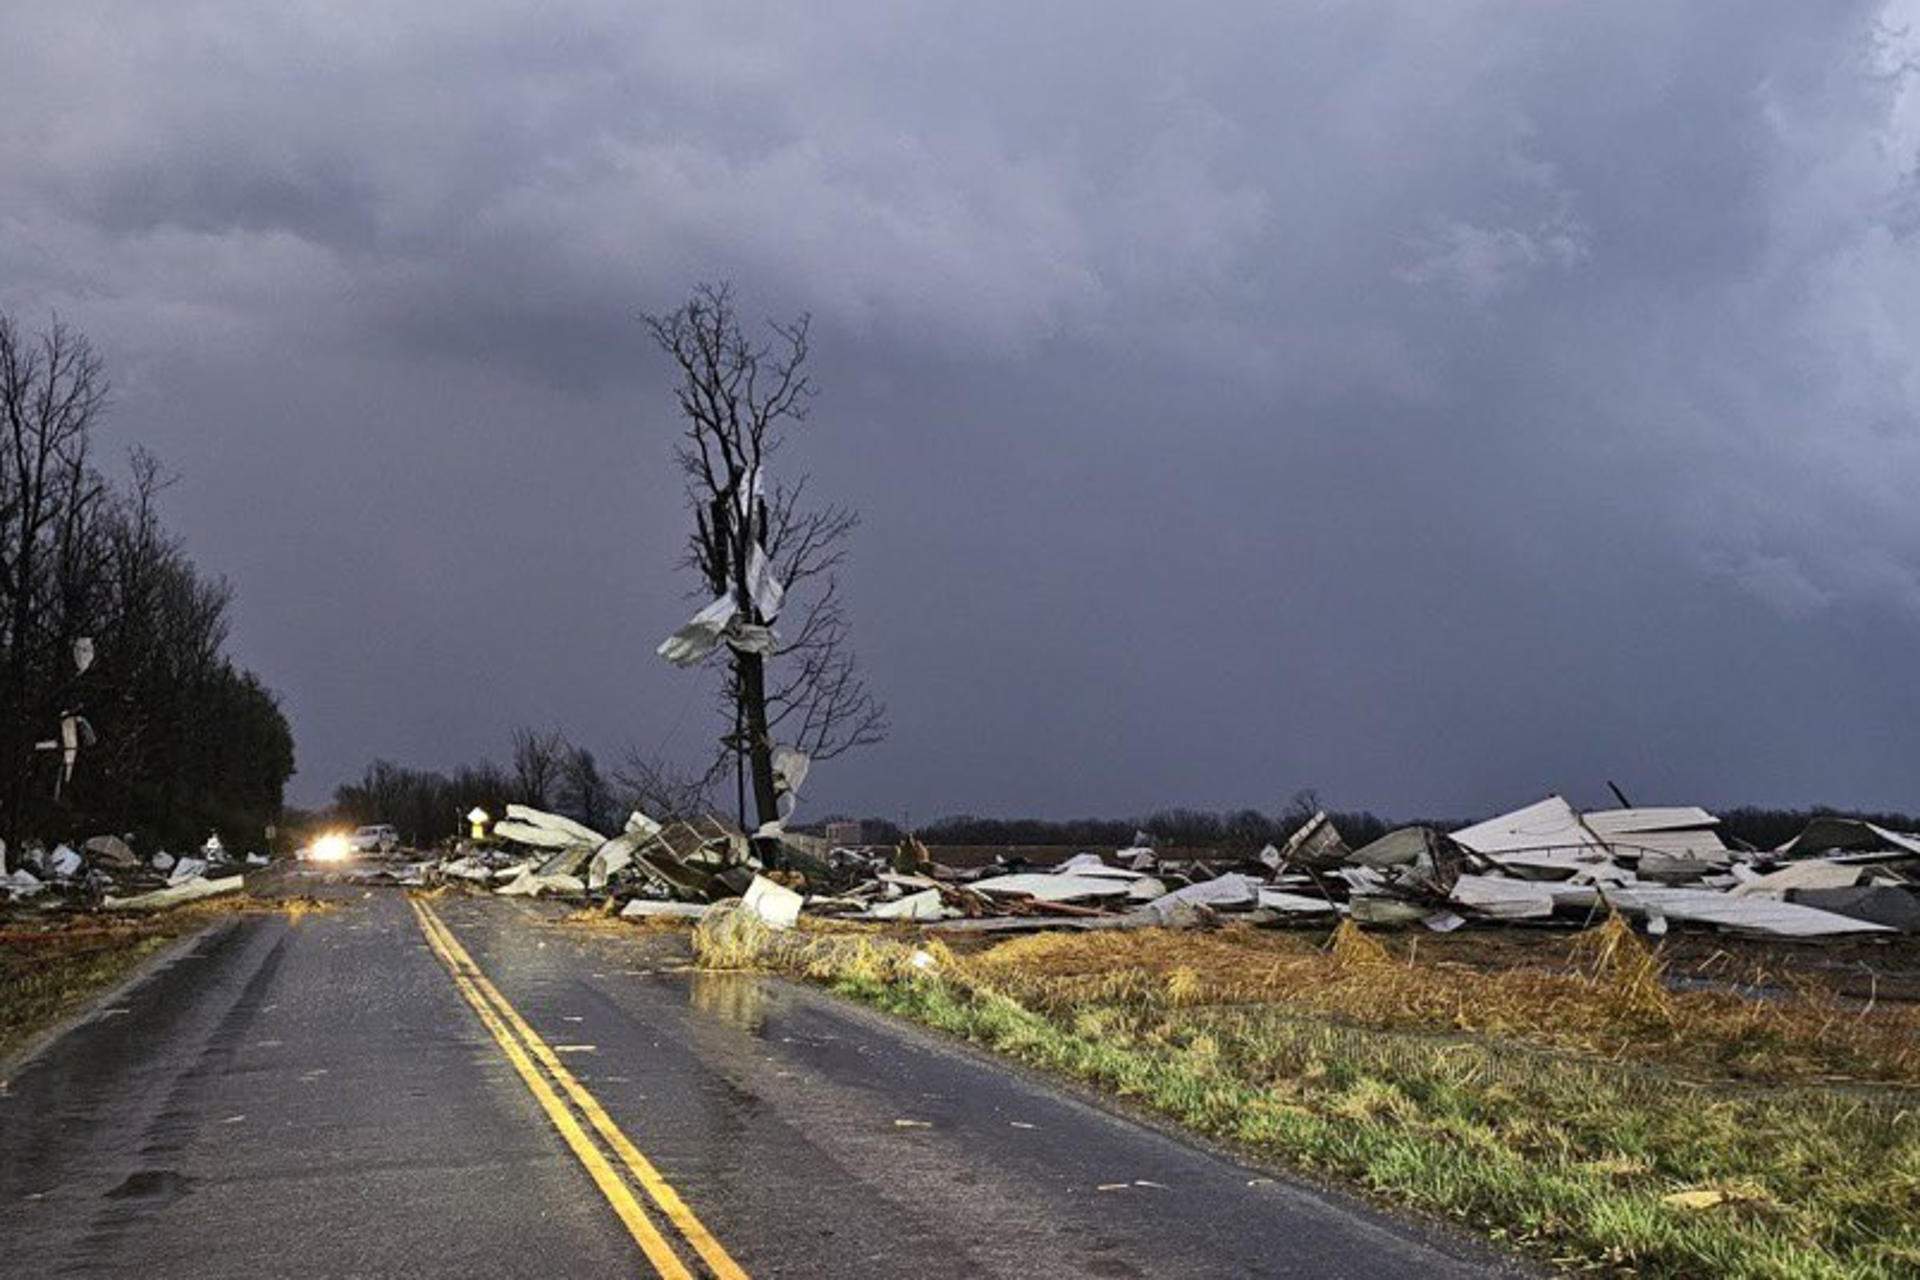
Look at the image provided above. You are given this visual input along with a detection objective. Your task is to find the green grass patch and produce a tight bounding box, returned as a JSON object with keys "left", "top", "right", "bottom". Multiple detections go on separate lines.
{"left": 695, "top": 908, "right": 1920, "bottom": 1278}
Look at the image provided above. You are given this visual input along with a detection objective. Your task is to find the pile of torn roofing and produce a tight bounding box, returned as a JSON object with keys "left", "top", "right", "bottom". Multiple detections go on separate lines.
{"left": 439, "top": 795, "right": 1920, "bottom": 942}
{"left": 0, "top": 831, "right": 263, "bottom": 913}
{"left": 440, "top": 804, "right": 763, "bottom": 913}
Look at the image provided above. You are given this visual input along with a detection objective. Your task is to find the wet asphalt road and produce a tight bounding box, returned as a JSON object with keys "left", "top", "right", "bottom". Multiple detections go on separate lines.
{"left": 0, "top": 884, "right": 1524, "bottom": 1278}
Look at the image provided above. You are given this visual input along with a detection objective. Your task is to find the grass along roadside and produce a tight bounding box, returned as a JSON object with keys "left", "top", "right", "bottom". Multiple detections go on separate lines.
{"left": 0, "top": 897, "right": 329, "bottom": 1063}
{"left": 690, "top": 909, "right": 1920, "bottom": 1279}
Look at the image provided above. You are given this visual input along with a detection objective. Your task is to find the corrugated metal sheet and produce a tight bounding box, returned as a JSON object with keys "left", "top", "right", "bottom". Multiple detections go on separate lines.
{"left": 1451, "top": 795, "right": 1605, "bottom": 856}
{"left": 1585, "top": 807, "right": 1729, "bottom": 859}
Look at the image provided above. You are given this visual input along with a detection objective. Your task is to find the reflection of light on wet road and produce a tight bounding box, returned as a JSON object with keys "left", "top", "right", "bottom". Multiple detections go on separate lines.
{"left": 689, "top": 971, "right": 767, "bottom": 1035}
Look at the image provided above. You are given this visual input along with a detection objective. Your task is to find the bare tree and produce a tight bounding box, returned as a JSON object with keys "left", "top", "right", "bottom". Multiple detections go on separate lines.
{"left": 0, "top": 313, "right": 293, "bottom": 858}
{"left": 644, "top": 284, "right": 885, "bottom": 850}
{"left": 557, "top": 743, "right": 617, "bottom": 833}
{"left": 509, "top": 725, "right": 567, "bottom": 809}
{"left": 0, "top": 315, "right": 110, "bottom": 846}
{"left": 449, "top": 761, "right": 510, "bottom": 829}
{"left": 334, "top": 759, "right": 454, "bottom": 847}
{"left": 614, "top": 746, "right": 718, "bottom": 823}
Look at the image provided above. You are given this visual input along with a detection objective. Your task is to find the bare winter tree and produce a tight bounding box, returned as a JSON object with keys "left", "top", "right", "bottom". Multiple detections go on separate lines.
{"left": 0, "top": 313, "right": 294, "bottom": 858}
{"left": 644, "top": 284, "right": 885, "bottom": 848}
{"left": 614, "top": 746, "right": 718, "bottom": 823}
{"left": 509, "top": 725, "right": 567, "bottom": 809}
{"left": 557, "top": 743, "right": 617, "bottom": 833}
{"left": 0, "top": 315, "right": 110, "bottom": 845}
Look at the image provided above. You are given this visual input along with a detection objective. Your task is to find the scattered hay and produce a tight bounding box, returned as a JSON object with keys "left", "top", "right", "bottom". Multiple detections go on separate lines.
{"left": 951, "top": 919, "right": 1920, "bottom": 1086}
{"left": 1164, "top": 966, "right": 1202, "bottom": 1005}
{"left": 1569, "top": 911, "right": 1674, "bottom": 1020}
{"left": 1327, "top": 918, "right": 1392, "bottom": 968}
{"left": 273, "top": 897, "right": 336, "bottom": 925}
{"left": 555, "top": 903, "right": 645, "bottom": 931}
{"left": 692, "top": 904, "right": 950, "bottom": 985}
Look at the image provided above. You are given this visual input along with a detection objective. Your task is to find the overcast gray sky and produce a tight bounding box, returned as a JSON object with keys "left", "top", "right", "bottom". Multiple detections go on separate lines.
{"left": 5, "top": 2, "right": 1919, "bottom": 821}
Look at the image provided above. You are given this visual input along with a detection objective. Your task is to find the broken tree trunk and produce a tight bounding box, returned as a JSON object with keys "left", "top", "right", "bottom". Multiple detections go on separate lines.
{"left": 735, "top": 647, "right": 782, "bottom": 868}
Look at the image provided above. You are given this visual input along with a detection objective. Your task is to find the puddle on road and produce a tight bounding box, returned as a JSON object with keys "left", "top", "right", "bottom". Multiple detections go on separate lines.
{"left": 688, "top": 970, "right": 768, "bottom": 1035}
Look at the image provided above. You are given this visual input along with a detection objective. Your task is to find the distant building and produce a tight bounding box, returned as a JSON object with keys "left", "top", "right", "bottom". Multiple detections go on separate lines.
{"left": 825, "top": 819, "right": 866, "bottom": 847}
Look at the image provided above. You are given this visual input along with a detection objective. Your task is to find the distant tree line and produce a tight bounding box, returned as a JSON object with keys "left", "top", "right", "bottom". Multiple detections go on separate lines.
{"left": 328, "top": 748, "right": 1920, "bottom": 855}
{"left": 330, "top": 728, "right": 716, "bottom": 848}
{"left": 0, "top": 313, "right": 294, "bottom": 863}
{"left": 907, "top": 797, "right": 1399, "bottom": 851}
{"left": 839, "top": 801, "right": 1920, "bottom": 852}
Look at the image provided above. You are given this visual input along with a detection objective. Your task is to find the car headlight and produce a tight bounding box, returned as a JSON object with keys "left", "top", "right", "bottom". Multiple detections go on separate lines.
{"left": 311, "top": 833, "right": 351, "bottom": 862}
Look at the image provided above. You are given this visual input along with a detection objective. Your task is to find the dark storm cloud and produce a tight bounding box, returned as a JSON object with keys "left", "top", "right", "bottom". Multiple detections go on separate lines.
{"left": 3, "top": 1, "right": 1919, "bottom": 819}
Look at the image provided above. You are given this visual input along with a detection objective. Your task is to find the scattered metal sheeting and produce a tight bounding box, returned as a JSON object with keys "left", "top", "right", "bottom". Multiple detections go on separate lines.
{"left": 1488, "top": 851, "right": 1603, "bottom": 881}
{"left": 1634, "top": 853, "right": 1726, "bottom": 884}
{"left": 1787, "top": 886, "right": 1920, "bottom": 932}
{"left": 0, "top": 831, "right": 264, "bottom": 913}
{"left": 2, "top": 868, "right": 45, "bottom": 899}
{"left": 103, "top": 875, "right": 245, "bottom": 911}
{"left": 1584, "top": 807, "right": 1730, "bottom": 861}
{"left": 501, "top": 804, "right": 608, "bottom": 850}
{"left": 771, "top": 746, "right": 810, "bottom": 810}
{"left": 1452, "top": 795, "right": 1606, "bottom": 858}
{"left": 972, "top": 873, "right": 1138, "bottom": 903}
{"left": 744, "top": 545, "right": 785, "bottom": 619}
{"left": 496, "top": 869, "right": 585, "bottom": 898}
{"left": 492, "top": 820, "right": 584, "bottom": 850}
{"left": 465, "top": 811, "right": 755, "bottom": 903}
{"left": 620, "top": 899, "right": 712, "bottom": 920}
{"left": 742, "top": 875, "right": 802, "bottom": 929}
{"left": 83, "top": 835, "right": 138, "bottom": 869}
{"left": 1347, "top": 827, "right": 1435, "bottom": 868}
{"left": 725, "top": 624, "right": 777, "bottom": 656}
{"left": 629, "top": 815, "right": 752, "bottom": 900}
{"left": 1146, "top": 873, "right": 1259, "bottom": 914}
{"left": 866, "top": 888, "right": 945, "bottom": 921}
{"left": 1049, "top": 852, "right": 1150, "bottom": 880}
{"left": 925, "top": 913, "right": 1166, "bottom": 936}
{"left": 658, "top": 593, "right": 739, "bottom": 668}
{"left": 534, "top": 845, "right": 596, "bottom": 880}
{"left": 1347, "top": 896, "right": 1432, "bottom": 926}
{"left": 441, "top": 856, "right": 500, "bottom": 883}
{"left": 1775, "top": 817, "right": 1920, "bottom": 860}
{"left": 587, "top": 833, "right": 643, "bottom": 891}
{"left": 1447, "top": 874, "right": 1557, "bottom": 919}
{"left": 1555, "top": 885, "right": 1891, "bottom": 937}
{"left": 1278, "top": 810, "right": 1349, "bottom": 867}
{"left": 401, "top": 794, "right": 1920, "bottom": 945}
{"left": 1729, "top": 860, "right": 1861, "bottom": 899}
{"left": 1257, "top": 888, "right": 1342, "bottom": 915}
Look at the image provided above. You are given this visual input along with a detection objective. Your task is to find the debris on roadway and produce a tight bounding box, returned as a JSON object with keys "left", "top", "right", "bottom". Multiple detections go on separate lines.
{"left": 0, "top": 830, "right": 263, "bottom": 917}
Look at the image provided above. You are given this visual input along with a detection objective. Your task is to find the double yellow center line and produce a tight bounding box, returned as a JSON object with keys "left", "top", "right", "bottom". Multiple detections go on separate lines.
{"left": 409, "top": 896, "right": 749, "bottom": 1279}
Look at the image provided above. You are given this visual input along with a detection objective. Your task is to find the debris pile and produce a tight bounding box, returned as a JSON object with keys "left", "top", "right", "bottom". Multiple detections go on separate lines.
{"left": 442, "top": 805, "right": 759, "bottom": 908}
{"left": 0, "top": 832, "right": 256, "bottom": 913}
{"left": 433, "top": 794, "right": 1918, "bottom": 941}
